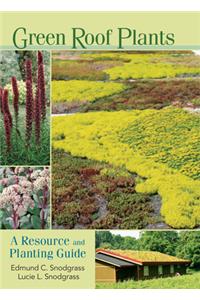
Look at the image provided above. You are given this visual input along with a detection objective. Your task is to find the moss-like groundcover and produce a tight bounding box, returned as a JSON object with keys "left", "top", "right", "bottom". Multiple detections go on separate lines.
{"left": 52, "top": 107, "right": 200, "bottom": 229}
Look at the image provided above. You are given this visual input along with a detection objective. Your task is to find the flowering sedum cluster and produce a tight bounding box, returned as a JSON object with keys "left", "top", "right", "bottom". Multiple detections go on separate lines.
{"left": 52, "top": 80, "right": 126, "bottom": 103}
{"left": 52, "top": 107, "right": 200, "bottom": 229}
{"left": 0, "top": 167, "right": 50, "bottom": 229}
{"left": 32, "top": 168, "right": 50, "bottom": 191}
{"left": 0, "top": 184, "right": 34, "bottom": 218}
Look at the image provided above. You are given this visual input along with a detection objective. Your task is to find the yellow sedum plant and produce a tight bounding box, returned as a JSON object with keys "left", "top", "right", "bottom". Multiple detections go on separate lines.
{"left": 106, "top": 63, "right": 200, "bottom": 80}
{"left": 52, "top": 80, "right": 126, "bottom": 103}
{"left": 104, "top": 53, "right": 200, "bottom": 80}
{"left": 78, "top": 52, "right": 200, "bottom": 80}
{"left": 52, "top": 108, "right": 200, "bottom": 229}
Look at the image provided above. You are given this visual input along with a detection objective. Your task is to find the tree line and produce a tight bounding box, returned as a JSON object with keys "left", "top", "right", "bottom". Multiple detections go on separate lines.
{"left": 96, "top": 231, "right": 200, "bottom": 269}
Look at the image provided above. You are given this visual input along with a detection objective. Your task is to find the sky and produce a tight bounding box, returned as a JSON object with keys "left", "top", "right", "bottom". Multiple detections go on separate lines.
{"left": 193, "top": 50, "right": 200, "bottom": 55}
{"left": 110, "top": 230, "right": 181, "bottom": 239}
{"left": 110, "top": 230, "right": 141, "bottom": 239}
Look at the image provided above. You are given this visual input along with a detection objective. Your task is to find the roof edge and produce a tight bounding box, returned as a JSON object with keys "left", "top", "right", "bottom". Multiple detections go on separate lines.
{"left": 96, "top": 248, "right": 143, "bottom": 265}
{"left": 96, "top": 257, "right": 122, "bottom": 267}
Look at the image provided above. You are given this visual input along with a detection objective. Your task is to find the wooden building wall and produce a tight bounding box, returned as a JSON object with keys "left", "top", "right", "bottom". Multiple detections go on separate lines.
{"left": 96, "top": 260, "right": 188, "bottom": 283}
{"left": 96, "top": 261, "right": 116, "bottom": 282}
{"left": 138, "top": 264, "right": 187, "bottom": 280}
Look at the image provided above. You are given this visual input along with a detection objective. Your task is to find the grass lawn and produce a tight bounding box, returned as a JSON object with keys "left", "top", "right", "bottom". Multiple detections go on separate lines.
{"left": 96, "top": 271, "right": 200, "bottom": 289}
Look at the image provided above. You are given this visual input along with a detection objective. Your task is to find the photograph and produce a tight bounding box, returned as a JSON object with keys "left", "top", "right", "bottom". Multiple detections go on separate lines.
{"left": 0, "top": 167, "right": 50, "bottom": 229}
{"left": 0, "top": 50, "right": 50, "bottom": 165}
{"left": 95, "top": 230, "right": 200, "bottom": 288}
{"left": 52, "top": 50, "right": 200, "bottom": 229}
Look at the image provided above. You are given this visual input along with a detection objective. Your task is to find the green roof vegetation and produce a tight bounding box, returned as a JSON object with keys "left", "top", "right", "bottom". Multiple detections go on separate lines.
{"left": 99, "top": 249, "right": 190, "bottom": 263}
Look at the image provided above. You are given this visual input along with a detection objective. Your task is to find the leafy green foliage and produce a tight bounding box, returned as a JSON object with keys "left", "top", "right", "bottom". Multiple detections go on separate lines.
{"left": 176, "top": 232, "right": 200, "bottom": 269}
{"left": 138, "top": 231, "right": 179, "bottom": 256}
{"left": 96, "top": 231, "right": 139, "bottom": 250}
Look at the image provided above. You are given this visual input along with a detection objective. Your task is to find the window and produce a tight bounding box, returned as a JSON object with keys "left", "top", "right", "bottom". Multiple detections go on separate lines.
{"left": 170, "top": 265, "right": 174, "bottom": 274}
{"left": 158, "top": 265, "right": 163, "bottom": 275}
{"left": 143, "top": 266, "right": 149, "bottom": 276}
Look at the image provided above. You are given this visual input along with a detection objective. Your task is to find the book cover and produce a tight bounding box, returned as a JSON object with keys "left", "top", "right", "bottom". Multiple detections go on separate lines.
{"left": 0, "top": 11, "right": 200, "bottom": 290}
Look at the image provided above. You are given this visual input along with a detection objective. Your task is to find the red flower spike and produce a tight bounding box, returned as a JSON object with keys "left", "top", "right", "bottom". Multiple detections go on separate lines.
{"left": 4, "top": 113, "right": 11, "bottom": 151}
{"left": 34, "top": 85, "right": 41, "bottom": 145}
{"left": 25, "top": 80, "right": 33, "bottom": 144}
{"left": 11, "top": 77, "right": 19, "bottom": 121}
{"left": 38, "top": 62, "right": 46, "bottom": 120}
{"left": 38, "top": 51, "right": 43, "bottom": 65}
{"left": 25, "top": 59, "right": 34, "bottom": 119}
{"left": 2, "top": 89, "right": 12, "bottom": 127}
{"left": 26, "top": 59, "right": 33, "bottom": 83}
